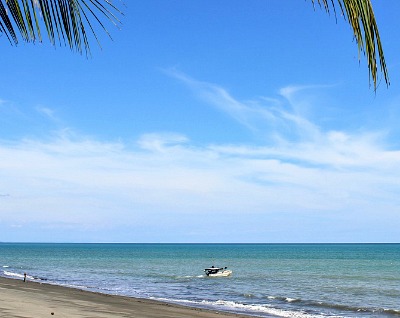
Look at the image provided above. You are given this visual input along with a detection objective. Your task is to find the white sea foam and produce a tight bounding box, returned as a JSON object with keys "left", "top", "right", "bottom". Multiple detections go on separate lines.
{"left": 286, "top": 297, "right": 299, "bottom": 303}
{"left": 3, "top": 271, "right": 35, "bottom": 280}
{"left": 151, "top": 297, "right": 344, "bottom": 318}
{"left": 2, "top": 265, "right": 9, "bottom": 268}
{"left": 3, "top": 271, "right": 24, "bottom": 278}
{"left": 177, "top": 275, "right": 203, "bottom": 279}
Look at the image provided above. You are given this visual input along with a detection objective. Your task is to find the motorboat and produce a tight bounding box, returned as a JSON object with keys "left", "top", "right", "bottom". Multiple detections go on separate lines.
{"left": 204, "top": 266, "right": 232, "bottom": 277}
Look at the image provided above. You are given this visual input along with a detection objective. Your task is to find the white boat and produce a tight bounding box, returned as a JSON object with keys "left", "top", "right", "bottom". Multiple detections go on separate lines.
{"left": 204, "top": 267, "right": 232, "bottom": 277}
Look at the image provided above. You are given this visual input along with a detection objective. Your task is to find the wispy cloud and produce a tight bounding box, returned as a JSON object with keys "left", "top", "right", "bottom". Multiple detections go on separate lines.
{"left": 168, "top": 70, "right": 400, "bottom": 163}
{"left": 167, "top": 70, "right": 335, "bottom": 144}
{"left": 36, "top": 106, "right": 59, "bottom": 122}
{"left": 1, "top": 75, "right": 399, "bottom": 242}
{"left": 167, "top": 69, "right": 283, "bottom": 134}
{"left": 1, "top": 125, "right": 399, "bottom": 241}
{"left": 137, "top": 132, "right": 189, "bottom": 152}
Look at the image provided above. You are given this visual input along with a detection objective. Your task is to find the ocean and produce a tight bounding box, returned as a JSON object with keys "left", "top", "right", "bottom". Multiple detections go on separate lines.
{"left": 0, "top": 243, "right": 399, "bottom": 317}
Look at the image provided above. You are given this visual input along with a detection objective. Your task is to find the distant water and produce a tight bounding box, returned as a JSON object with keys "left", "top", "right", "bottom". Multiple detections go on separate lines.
{"left": 1, "top": 243, "right": 399, "bottom": 318}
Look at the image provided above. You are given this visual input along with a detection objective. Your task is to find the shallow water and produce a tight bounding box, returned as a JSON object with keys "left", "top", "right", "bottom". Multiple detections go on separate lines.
{"left": 1, "top": 243, "right": 399, "bottom": 317}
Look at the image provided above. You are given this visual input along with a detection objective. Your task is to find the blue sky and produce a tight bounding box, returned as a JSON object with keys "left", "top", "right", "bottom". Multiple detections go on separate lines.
{"left": 1, "top": 0, "right": 400, "bottom": 242}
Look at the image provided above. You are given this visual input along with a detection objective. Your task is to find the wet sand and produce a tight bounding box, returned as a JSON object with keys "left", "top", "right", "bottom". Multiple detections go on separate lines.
{"left": 0, "top": 276, "right": 252, "bottom": 318}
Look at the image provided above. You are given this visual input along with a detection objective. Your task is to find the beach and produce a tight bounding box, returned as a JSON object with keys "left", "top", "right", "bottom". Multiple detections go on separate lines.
{"left": 0, "top": 276, "right": 251, "bottom": 318}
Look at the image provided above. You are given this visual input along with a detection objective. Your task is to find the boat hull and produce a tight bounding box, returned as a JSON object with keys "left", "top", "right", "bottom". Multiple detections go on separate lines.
{"left": 207, "top": 270, "right": 232, "bottom": 277}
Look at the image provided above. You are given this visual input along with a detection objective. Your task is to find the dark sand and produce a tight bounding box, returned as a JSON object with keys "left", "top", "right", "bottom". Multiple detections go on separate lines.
{"left": 0, "top": 277, "right": 253, "bottom": 318}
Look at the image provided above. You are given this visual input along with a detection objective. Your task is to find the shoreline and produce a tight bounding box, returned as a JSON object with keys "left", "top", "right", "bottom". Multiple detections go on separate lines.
{"left": 0, "top": 276, "right": 258, "bottom": 318}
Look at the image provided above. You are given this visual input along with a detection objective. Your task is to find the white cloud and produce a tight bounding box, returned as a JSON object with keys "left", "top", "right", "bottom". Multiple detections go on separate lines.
{"left": 36, "top": 106, "right": 59, "bottom": 122}
{"left": 1, "top": 76, "right": 400, "bottom": 242}
{"left": 168, "top": 70, "right": 333, "bottom": 144}
{"left": 0, "top": 122, "right": 399, "bottom": 242}
{"left": 137, "top": 132, "right": 189, "bottom": 152}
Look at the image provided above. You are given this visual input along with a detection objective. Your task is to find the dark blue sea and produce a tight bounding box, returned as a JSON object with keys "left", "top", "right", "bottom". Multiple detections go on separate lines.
{"left": 1, "top": 243, "right": 399, "bottom": 317}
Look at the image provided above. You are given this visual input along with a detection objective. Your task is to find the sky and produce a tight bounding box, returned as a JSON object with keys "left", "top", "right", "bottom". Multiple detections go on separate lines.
{"left": 1, "top": 0, "right": 400, "bottom": 243}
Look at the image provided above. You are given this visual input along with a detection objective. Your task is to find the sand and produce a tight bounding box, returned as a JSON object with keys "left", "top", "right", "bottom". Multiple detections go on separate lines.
{"left": 0, "top": 277, "right": 252, "bottom": 318}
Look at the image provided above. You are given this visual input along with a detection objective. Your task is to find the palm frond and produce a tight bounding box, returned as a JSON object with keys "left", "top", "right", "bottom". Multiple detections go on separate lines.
{"left": 0, "top": 1, "right": 18, "bottom": 44}
{"left": 0, "top": 0, "right": 123, "bottom": 56}
{"left": 311, "top": 0, "right": 389, "bottom": 90}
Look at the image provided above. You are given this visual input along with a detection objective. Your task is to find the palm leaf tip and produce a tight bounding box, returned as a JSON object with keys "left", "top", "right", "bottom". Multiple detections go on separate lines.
{"left": 311, "top": 0, "right": 389, "bottom": 90}
{"left": 0, "top": 0, "right": 123, "bottom": 55}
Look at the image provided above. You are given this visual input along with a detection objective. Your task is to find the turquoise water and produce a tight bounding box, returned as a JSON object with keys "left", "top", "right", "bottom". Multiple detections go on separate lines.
{"left": 0, "top": 243, "right": 399, "bottom": 317}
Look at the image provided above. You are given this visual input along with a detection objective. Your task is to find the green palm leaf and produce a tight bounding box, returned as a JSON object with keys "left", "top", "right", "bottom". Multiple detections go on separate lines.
{"left": 311, "top": 0, "right": 389, "bottom": 90}
{"left": 0, "top": 1, "right": 389, "bottom": 90}
{"left": 0, "top": 0, "right": 122, "bottom": 56}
